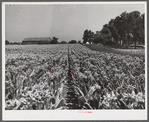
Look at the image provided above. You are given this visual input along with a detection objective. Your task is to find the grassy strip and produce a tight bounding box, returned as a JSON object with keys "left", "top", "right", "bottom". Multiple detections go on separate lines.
{"left": 84, "top": 44, "right": 145, "bottom": 57}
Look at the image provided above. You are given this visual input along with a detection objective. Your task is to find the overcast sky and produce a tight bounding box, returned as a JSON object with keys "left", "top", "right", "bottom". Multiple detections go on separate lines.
{"left": 5, "top": 3, "right": 145, "bottom": 42}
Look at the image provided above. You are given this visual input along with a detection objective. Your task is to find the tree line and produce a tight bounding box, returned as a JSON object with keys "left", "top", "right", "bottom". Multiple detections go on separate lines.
{"left": 6, "top": 37, "right": 82, "bottom": 45}
{"left": 82, "top": 11, "right": 144, "bottom": 48}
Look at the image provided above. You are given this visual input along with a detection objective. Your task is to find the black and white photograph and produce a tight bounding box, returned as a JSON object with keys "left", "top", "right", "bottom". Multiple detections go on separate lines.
{"left": 2, "top": 2, "right": 147, "bottom": 120}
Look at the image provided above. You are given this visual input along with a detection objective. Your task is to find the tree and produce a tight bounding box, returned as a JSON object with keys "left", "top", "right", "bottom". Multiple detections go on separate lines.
{"left": 82, "top": 10, "right": 144, "bottom": 48}
{"left": 82, "top": 29, "right": 89, "bottom": 44}
{"left": 113, "top": 11, "right": 144, "bottom": 48}
{"left": 88, "top": 30, "right": 94, "bottom": 44}
{"left": 99, "top": 11, "right": 144, "bottom": 48}
{"left": 68, "top": 40, "right": 77, "bottom": 44}
{"left": 114, "top": 12, "right": 128, "bottom": 46}
{"left": 93, "top": 34, "right": 105, "bottom": 44}
{"left": 82, "top": 29, "right": 94, "bottom": 44}
{"left": 93, "top": 31, "right": 102, "bottom": 44}
{"left": 138, "top": 14, "right": 145, "bottom": 45}
{"left": 50, "top": 37, "right": 59, "bottom": 44}
{"left": 78, "top": 40, "right": 82, "bottom": 44}
{"left": 108, "top": 19, "right": 119, "bottom": 46}
{"left": 100, "top": 24, "right": 112, "bottom": 45}
{"left": 128, "top": 11, "right": 142, "bottom": 48}
{"left": 5, "top": 40, "right": 10, "bottom": 45}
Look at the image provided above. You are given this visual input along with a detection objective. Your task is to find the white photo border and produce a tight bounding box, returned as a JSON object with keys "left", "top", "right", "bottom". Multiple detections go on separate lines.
{"left": 2, "top": 1, "right": 147, "bottom": 120}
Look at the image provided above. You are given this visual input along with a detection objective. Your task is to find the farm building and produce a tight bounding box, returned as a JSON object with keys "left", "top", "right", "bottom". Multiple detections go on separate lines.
{"left": 86, "top": 42, "right": 89, "bottom": 44}
{"left": 86, "top": 41, "right": 93, "bottom": 44}
{"left": 22, "top": 37, "right": 51, "bottom": 44}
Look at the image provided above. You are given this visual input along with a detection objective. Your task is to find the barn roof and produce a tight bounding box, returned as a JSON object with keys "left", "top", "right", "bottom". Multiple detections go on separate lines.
{"left": 23, "top": 37, "right": 51, "bottom": 41}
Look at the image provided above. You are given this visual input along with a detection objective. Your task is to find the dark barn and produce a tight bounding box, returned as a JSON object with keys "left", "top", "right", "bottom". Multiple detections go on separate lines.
{"left": 22, "top": 37, "right": 51, "bottom": 44}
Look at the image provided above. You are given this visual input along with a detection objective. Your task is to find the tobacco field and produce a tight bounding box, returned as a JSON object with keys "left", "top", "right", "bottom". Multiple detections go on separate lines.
{"left": 5, "top": 44, "right": 145, "bottom": 110}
